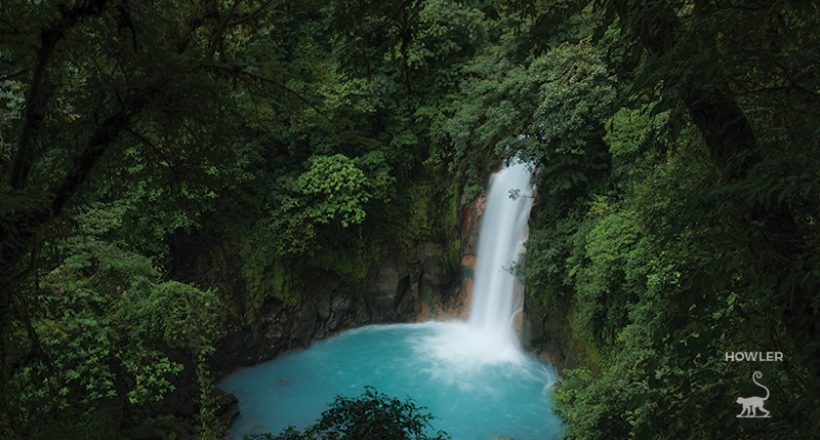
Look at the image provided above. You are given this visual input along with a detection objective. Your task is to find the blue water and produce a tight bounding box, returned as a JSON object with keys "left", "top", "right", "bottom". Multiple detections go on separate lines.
{"left": 219, "top": 322, "right": 563, "bottom": 439}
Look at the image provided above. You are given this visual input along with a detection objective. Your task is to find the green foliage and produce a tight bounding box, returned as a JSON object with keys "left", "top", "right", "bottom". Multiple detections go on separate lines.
{"left": 197, "top": 350, "right": 225, "bottom": 440}
{"left": 246, "top": 387, "right": 451, "bottom": 440}
{"left": 507, "top": 3, "right": 818, "bottom": 437}
{"left": 405, "top": 0, "right": 487, "bottom": 78}
{"left": 4, "top": 202, "right": 224, "bottom": 434}
{"left": 571, "top": 210, "right": 647, "bottom": 348}
{"left": 311, "top": 243, "right": 380, "bottom": 284}
{"left": 297, "top": 154, "right": 373, "bottom": 228}
{"left": 1, "top": 0, "right": 817, "bottom": 438}
{"left": 121, "top": 280, "right": 223, "bottom": 352}
{"left": 519, "top": 42, "right": 616, "bottom": 161}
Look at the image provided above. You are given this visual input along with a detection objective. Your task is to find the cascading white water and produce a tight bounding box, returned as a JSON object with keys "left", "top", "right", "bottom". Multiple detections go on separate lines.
{"left": 468, "top": 160, "right": 534, "bottom": 346}
{"left": 420, "top": 159, "right": 535, "bottom": 367}
{"left": 220, "top": 160, "right": 562, "bottom": 440}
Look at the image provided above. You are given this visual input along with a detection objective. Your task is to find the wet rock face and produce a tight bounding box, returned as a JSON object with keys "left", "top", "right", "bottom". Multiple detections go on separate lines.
{"left": 144, "top": 349, "right": 239, "bottom": 440}
{"left": 210, "top": 330, "right": 257, "bottom": 375}
{"left": 215, "top": 391, "right": 240, "bottom": 429}
{"left": 209, "top": 242, "right": 462, "bottom": 377}
{"left": 207, "top": 189, "right": 578, "bottom": 383}
{"left": 209, "top": 193, "right": 488, "bottom": 378}
{"left": 519, "top": 192, "right": 574, "bottom": 372}
{"left": 446, "top": 193, "right": 485, "bottom": 320}
{"left": 364, "top": 250, "right": 410, "bottom": 321}
{"left": 521, "top": 297, "right": 577, "bottom": 372}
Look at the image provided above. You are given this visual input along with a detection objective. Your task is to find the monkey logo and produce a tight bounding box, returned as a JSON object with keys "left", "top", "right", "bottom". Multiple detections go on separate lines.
{"left": 736, "top": 371, "right": 771, "bottom": 418}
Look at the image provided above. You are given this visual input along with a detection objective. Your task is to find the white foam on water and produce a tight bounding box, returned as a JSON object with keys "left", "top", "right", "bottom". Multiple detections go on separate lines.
{"left": 408, "top": 160, "right": 536, "bottom": 377}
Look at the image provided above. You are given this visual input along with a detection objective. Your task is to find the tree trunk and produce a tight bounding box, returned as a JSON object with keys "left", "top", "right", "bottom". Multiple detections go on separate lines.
{"left": 615, "top": 0, "right": 816, "bottom": 388}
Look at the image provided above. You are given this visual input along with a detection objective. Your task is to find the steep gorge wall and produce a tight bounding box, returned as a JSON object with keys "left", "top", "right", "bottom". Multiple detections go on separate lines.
{"left": 140, "top": 171, "right": 575, "bottom": 438}
{"left": 151, "top": 174, "right": 480, "bottom": 436}
{"left": 520, "top": 196, "right": 578, "bottom": 373}
{"left": 210, "top": 239, "right": 466, "bottom": 375}
{"left": 185, "top": 172, "right": 573, "bottom": 379}
{"left": 194, "top": 175, "right": 487, "bottom": 378}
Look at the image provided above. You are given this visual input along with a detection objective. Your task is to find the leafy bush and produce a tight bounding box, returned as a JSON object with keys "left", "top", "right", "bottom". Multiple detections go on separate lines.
{"left": 246, "top": 387, "right": 451, "bottom": 440}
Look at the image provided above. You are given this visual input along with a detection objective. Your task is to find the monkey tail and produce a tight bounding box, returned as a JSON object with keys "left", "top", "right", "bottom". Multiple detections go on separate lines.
{"left": 752, "top": 371, "right": 769, "bottom": 400}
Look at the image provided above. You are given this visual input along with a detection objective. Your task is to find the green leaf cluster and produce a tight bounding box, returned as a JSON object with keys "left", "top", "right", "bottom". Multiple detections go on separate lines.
{"left": 246, "top": 387, "right": 451, "bottom": 440}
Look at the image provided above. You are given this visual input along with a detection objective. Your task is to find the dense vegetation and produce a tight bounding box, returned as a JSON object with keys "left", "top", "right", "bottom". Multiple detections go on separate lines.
{"left": 1, "top": 1, "right": 817, "bottom": 439}
{"left": 247, "top": 387, "right": 450, "bottom": 440}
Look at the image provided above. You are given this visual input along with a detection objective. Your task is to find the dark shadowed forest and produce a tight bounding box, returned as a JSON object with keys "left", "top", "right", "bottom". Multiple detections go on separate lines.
{"left": 1, "top": 1, "right": 817, "bottom": 439}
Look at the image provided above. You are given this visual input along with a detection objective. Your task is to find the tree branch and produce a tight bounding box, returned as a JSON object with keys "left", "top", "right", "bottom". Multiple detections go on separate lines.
{"left": 202, "top": 63, "right": 327, "bottom": 117}
{"left": 208, "top": 0, "right": 243, "bottom": 60}
{"left": 0, "top": 67, "right": 32, "bottom": 82}
{"left": 50, "top": 89, "right": 156, "bottom": 217}
{"left": 8, "top": 0, "right": 112, "bottom": 190}
{"left": 124, "top": 127, "right": 183, "bottom": 193}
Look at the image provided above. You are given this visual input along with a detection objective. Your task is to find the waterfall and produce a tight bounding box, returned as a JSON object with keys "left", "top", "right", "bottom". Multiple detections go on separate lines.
{"left": 467, "top": 160, "right": 534, "bottom": 348}
{"left": 413, "top": 160, "right": 535, "bottom": 366}
{"left": 220, "top": 163, "right": 558, "bottom": 440}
